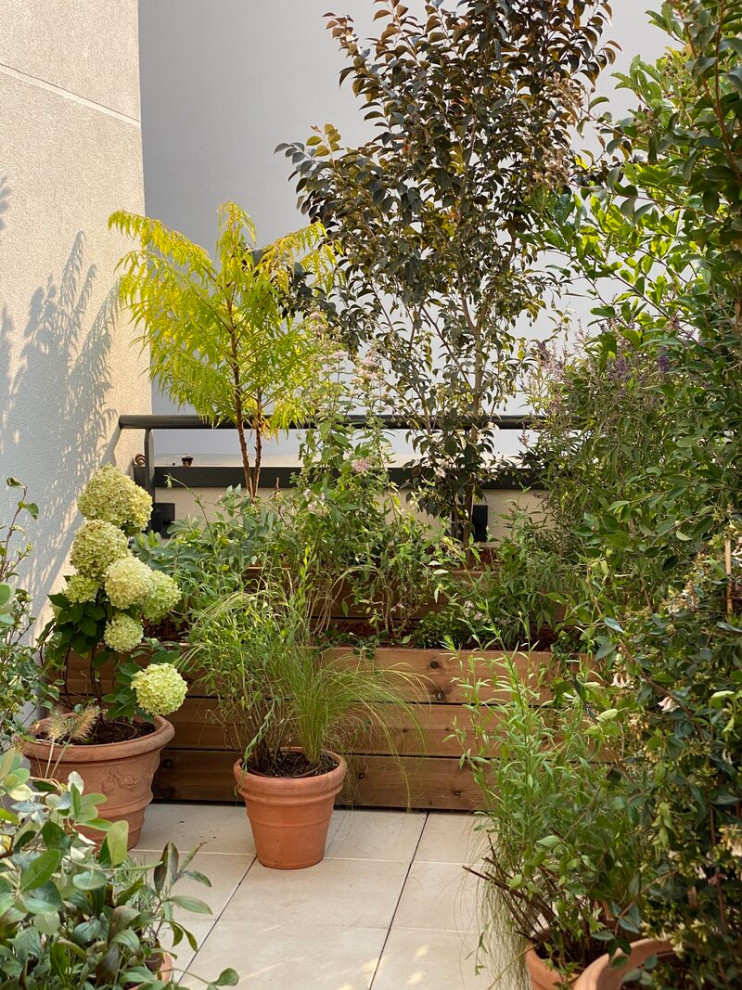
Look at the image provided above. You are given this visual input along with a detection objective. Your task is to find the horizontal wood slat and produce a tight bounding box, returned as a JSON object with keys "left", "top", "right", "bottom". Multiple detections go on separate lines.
{"left": 67, "top": 645, "right": 559, "bottom": 809}
{"left": 162, "top": 698, "right": 500, "bottom": 758}
{"left": 153, "top": 749, "right": 482, "bottom": 811}
{"left": 66, "top": 647, "right": 557, "bottom": 704}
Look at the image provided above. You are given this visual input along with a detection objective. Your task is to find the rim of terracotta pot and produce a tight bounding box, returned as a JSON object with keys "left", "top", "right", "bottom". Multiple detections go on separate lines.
{"left": 574, "top": 939, "right": 675, "bottom": 990}
{"left": 525, "top": 944, "right": 574, "bottom": 989}
{"left": 233, "top": 748, "right": 346, "bottom": 796}
{"left": 24, "top": 714, "right": 175, "bottom": 763}
{"left": 132, "top": 950, "right": 173, "bottom": 988}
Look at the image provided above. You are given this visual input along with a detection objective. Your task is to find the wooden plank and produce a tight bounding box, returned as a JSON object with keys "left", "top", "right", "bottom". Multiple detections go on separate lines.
{"left": 67, "top": 647, "right": 558, "bottom": 704}
{"left": 152, "top": 748, "right": 484, "bottom": 811}
{"left": 163, "top": 698, "right": 500, "bottom": 758}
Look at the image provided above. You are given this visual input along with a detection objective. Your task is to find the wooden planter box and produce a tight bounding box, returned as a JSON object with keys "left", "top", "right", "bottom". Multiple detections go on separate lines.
{"left": 66, "top": 646, "right": 559, "bottom": 811}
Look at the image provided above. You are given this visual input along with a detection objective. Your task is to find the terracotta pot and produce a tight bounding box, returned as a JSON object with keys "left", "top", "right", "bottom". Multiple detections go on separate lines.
{"left": 24, "top": 716, "right": 174, "bottom": 849}
{"left": 574, "top": 939, "right": 675, "bottom": 990}
{"left": 233, "top": 749, "right": 346, "bottom": 870}
{"left": 525, "top": 946, "right": 574, "bottom": 990}
{"left": 131, "top": 951, "right": 173, "bottom": 988}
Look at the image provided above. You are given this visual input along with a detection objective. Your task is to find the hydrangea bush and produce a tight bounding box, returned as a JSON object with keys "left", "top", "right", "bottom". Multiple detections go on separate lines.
{"left": 42, "top": 465, "right": 186, "bottom": 728}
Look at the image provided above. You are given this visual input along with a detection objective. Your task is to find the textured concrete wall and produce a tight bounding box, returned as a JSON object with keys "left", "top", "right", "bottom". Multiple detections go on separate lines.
{"left": 0, "top": 0, "right": 149, "bottom": 607}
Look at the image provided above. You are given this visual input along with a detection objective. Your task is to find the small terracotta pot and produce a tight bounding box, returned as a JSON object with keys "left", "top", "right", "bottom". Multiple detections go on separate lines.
{"left": 132, "top": 951, "right": 173, "bottom": 988}
{"left": 24, "top": 716, "right": 174, "bottom": 849}
{"left": 525, "top": 946, "right": 573, "bottom": 990}
{"left": 574, "top": 939, "right": 675, "bottom": 990}
{"left": 233, "top": 749, "right": 346, "bottom": 870}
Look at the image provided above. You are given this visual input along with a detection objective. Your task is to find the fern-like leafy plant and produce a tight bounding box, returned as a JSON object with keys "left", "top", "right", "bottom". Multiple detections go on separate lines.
{"left": 110, "top": 204, "right": 342, "bottom": 497}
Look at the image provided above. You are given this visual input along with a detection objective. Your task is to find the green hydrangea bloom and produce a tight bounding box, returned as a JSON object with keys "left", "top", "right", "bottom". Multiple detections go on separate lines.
{"left": 131, "top": 662, "right": 187, "bottom": 716}
{"left": 103, "top": 612, "right": 143, "bottom": 653}
{"left": 78, "top": 465, "right": 152, "bottom": 536}
{"left": 65, "top": 574, "right": 99, "bottom": 604}
{"left": 70, "top": 521, "right": 129, "bottom": 582}
{"left": 104, "top": 557, "right": 154, "bottom": 610}
{"left": 142, "top": 571, "right": 181, "bottom": 623}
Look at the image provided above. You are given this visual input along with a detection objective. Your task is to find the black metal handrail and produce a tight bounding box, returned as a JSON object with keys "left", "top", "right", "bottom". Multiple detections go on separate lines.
{"left": 118, "top": 412, "right": 540, "bottom": 535}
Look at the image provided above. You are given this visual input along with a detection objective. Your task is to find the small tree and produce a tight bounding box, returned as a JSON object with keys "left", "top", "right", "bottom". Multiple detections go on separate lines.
{"left": 280, "top": 0, "right": 616, "bottom": 538}
{"left": 111, "top": 203, "right": 340, "bottom": 497}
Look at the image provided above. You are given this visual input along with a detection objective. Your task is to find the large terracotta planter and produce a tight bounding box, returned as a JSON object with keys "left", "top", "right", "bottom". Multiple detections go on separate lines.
{"left": 574, "top": 939, "right": 675, "bottom": 990}
{"left": 24, "top": 716, "right": 174, "bottom": 849}
{"left": 233, "top": 749, "right": 346, "bottom": 870}
{"left": 525, "top": 946, "right": 572, "bottom": 990}
{"left": 526, "top": 938, "right": 676, "bottom": 990}
{"left": 133, "top": 951, "right": 173, "bottom": 988}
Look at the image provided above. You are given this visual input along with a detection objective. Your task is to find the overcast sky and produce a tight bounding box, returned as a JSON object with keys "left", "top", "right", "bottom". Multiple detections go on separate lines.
{"left": 137, "top": 1, "right": 670, "bottom": 459}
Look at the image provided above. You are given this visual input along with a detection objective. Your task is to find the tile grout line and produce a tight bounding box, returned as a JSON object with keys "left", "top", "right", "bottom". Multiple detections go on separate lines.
{"left": 367, "top": 811, "right": 430, "bottom": 990}
{"left": 182, "top": 854, "right": 257, "bottom": 981}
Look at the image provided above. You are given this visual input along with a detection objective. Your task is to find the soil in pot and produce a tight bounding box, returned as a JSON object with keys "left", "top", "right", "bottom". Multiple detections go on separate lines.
{"left": 24, "top": 715, "right": 174, "bottom": 849}
{"left": 234, "top": 749, "right": 346, "bottom": 870}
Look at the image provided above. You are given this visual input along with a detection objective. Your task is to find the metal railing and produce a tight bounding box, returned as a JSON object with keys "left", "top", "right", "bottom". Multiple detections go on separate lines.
{"left": 118, "top": 412, "right": 539, "bottom": 534}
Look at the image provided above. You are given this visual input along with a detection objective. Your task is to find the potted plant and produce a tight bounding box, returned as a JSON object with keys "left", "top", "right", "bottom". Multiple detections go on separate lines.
{"left": 110, "top": 203, "right": 343, "bottom": 498}
{"left": 606, "top": 531, "right": 742, "bottom": 989}
{"left": 25, "top": 465, "right": 187, "bottom": 848}
{"left": 185, "top": 565, "right": 420, "bottom": 869}
{"left": 455, "top": 659, "right": 645, "bottom": 989}
{"left": 0, "top": 749, "right": 238, "bottom": 990}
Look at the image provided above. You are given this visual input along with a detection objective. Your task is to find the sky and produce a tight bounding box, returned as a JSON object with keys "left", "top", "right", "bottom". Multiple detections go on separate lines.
{"left": 137, "top": 1, "right": 670, "bottom": 462}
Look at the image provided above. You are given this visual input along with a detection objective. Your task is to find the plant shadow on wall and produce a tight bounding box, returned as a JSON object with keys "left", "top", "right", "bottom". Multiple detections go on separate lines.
{"left": 0, "top": 227, "right": 118, "bottom": 605}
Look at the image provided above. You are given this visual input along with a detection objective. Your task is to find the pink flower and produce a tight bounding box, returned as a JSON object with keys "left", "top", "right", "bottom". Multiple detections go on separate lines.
{"left": 351, "top": 457, "right": 373, "bottom": 474}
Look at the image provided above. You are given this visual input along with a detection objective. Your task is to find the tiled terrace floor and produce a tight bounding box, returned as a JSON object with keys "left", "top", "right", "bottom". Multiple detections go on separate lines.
{"left": 134, "top": 804, "right": 527, "bottom": 990}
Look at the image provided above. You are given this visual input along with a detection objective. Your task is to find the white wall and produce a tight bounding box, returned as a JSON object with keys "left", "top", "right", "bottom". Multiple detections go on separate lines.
{"left": 138, "top": 0, "right": 669, "bottom": 462}
{"left": 0, "top": 0, "right": 150, "bottom": 608}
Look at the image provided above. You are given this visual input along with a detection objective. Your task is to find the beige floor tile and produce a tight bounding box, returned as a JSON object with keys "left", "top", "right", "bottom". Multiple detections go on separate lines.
{"left": 325, "top": 809, "right": 426, "bottom": 861}
{"left": 182, "top": 921, "right": 386, "bottom": 989}
{"left": 130, "top": 851, "right": 253, "bottom": 972}
{"left": 371, "top": 928, "right": 524, "bottom": 990}
{"left": 414, "top": 812, "right": 485, "bottom": 866}
{"left": 393, "top": 861, "right": 482, "bottom": 934}
{"left": 135, "top": 801, "right": 254, "bottom": 856}
{"left": 220, "top": 858, "right": 409, "bottom": 930}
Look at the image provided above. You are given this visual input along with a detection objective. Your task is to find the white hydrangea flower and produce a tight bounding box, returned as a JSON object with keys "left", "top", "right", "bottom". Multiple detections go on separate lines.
{"left": 131, "top": 662, "right": 188, "bottom": 716}
{"left": 141, "top": 570, "right": 181, "bottom": 624}
{"left": 103, "top": 612, "right": 143, "bottom": 653}
{"left": 65, "top": 574, "right": 99, "bottom": 604}
{"left": 70, "top": 520, "right": 129, "bottom": 582}
{"left": 104, "top": 556, "right": 154, "bottom": 610}
{"left": 78, "top": 465, "right": 152, "bottom": 536}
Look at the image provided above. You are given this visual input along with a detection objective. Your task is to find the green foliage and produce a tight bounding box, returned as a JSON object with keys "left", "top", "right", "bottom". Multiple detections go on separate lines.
{"left": 457, "top": 661, "right": 644, "bottom": 983}
{"left": 40, "top": 468, "right": 184, "bottom": 728}
{"left": 276, "top": 412, "right": 459, "bottom": 639}
{"left": 0, "top": 750, "right": 238, "bottom": 989}
{"left": 414, "top": 512, "right": 573, "bottom": 650}
{"left": 0, "top": 479, "right": 44, "bottom": 744}
{"left": 606, "top": 532, "right": 742, "bottom": 988}
{"left": 134, "top": 487, "right": 281, "bottom": 617}
{"left": 537, "top": 0, "right": 742, "bottom": 626}
{"left": 281, "top": 0, "right": 616, "bottom": 535}
{"left": 111, "top": 204, "right": 342, "bottom": 497}
{"left": 184, "top": 566, "right": 421, "bottom": 771}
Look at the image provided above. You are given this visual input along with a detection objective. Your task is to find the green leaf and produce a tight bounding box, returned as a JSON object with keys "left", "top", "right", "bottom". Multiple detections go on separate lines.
{"left": 20, "top": 850, "right": 62, "bottom": 891}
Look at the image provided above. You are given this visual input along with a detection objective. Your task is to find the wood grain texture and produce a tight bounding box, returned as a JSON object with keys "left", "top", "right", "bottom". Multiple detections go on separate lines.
{"left": 67, "top": 645, "right": 557, "bottom": 809}
{"left": 153, "top": 748, "right": 482, "bottom": 811}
